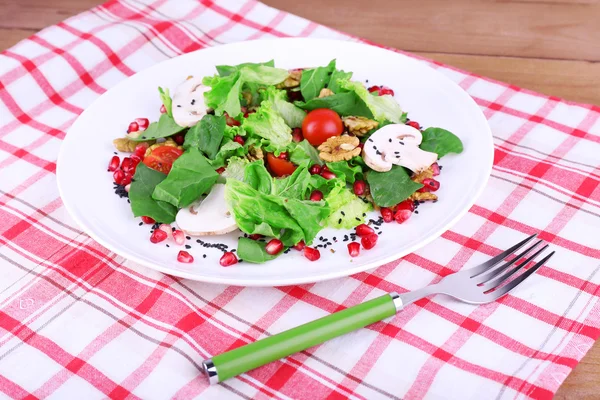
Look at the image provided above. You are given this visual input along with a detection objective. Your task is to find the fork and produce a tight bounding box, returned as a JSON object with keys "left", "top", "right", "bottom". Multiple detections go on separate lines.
{"left": 202, "top": 233, "right": 554, "bottom": 384}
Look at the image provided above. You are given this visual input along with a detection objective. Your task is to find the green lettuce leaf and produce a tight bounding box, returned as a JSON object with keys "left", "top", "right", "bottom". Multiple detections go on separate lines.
{"left": 420, "top": 127, "right": 464, "bottom": 158}
{"left": 183, "top": 114, "right": 225, "bottom": 159}
{"left": 324, "top": 185, "right": 371, "bottom": 229}
{"left": 261, "top": 86, "right": 306, "bottom": 128}
{"left": 130, "top": 113, "right": 185, "bottom": 141}
{"left": 222, "top": 156, "right": 248, "bottom": 181}
{"left": 271, "top": 166, "right": 311, "bottom": 199}
{"left": 366, "top": 165, "right": 423, "bottom": 207}
{"left": 129, "top": 163, "right": 177, "bottom": 223}
{"left": 300, "top": 59, "right": 336, "bottom": 101}
{"left": 237, "top": 237, "right": 280, "bottom": 263}
{"left": 158, "top": 87, "right": 172, "bottom": 117}
{"left": 209, "top": 140, "right": 246, "bottom": 169}
{"left": 339, "top": 80, "right": 405, "bottom": 123}
{"left": 244, "top": 161, "right": 273, "bottom": 195}
{"left": 326, "top": 161, "right": 363, "bottom": 184}
{"left": 327, "top": 69, "right": 352, "bottom": 93}
{"left": 216, "top": 60, "right": 274, "bottom": 77}
{"left": 289, "top": 139, "right": 323, "bottom": 167}
{"left": 152, "top": 148, "right": 219, "bottom": 208}
{"left": 242, "top": 100, "right": 292, "bottom": 149}
{"left": 295, "top": 92, "right": 373, "bottom": 118}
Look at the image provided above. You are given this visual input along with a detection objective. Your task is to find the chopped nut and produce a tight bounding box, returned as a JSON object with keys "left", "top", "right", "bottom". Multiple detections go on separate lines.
{"left": 410, "top": 191, "right": 438, "bottom": 202}
{"left": 318, "top": 135, "right": 361, "bottom": 162}
{"left": 276, "top": 70, "right": 302, "bottom": 89}
{"left": 242, "top": 91, "right": 253, "bottom": 106}
{"left": 247, "top": 145, "right": 264, "bottom": 161}
{"left": 343, "top": 116, "right": 379, "bottom": 136}
{"left": 318, "top": 88, "right": 334, "bottom": 98}
{"left": 411, "top": 167, "right": 434, "bottom": 184}
{"left": 145, "top": 139, "right": 181, "bottom": 157}
{"left": 113, "top": 137, "right": 155, "bottom": 153}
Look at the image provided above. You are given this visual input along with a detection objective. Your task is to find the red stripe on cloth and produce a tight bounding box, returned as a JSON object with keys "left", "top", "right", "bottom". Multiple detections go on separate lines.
{"left": 0, "top": 374, "right": 39, "bottom": 400}
{"left": 200, "top": 0, "right": 287, "bottom": 37}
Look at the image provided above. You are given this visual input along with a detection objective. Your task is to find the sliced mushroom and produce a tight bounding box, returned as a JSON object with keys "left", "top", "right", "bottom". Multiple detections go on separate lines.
{"left": 171, "top": 76, "right": 211, "bottom": 127}
{"left": 362, "top": 124, "right": 438, "bottom": 173}
{"left": 175, "top": 183, "right": 238, "bottom": 236}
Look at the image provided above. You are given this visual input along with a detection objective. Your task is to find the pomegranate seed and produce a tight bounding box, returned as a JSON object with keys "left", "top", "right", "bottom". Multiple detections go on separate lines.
{"left": 347, "top": 242, "right": 360, "bottom": 257}
{"left": 134, "top": 143, "right": 149, "bottom": 158}
{"left": 397, "top": 200, "right": 415, "bottom": 212}
{"left": 303, "top": 246, "right": 321, "bottom": 261}
{"left": 124, "top": 184, "right": 131, "bottom": 193}
{"left": 113, "top": 169, "right": 125, "bottom": 185}
{"left": 358, "top": 142, "right": 364, "bottom": 150}
{"left": 292, "top": 128, "right": 303, "bottom": 142}
{"left": 394, "top": 209, "right": 412, "bottom": 224}
{"left": 159, "top": 224, "right": 172, "bottom": 238}
{"left": 225, "top": 113, "right": 240, "bottom": 127}
{"left": 108, "top": 156, "right": 120, "bottom": 172}
{"left": 422, "top": 178, "right": 440, "bottom": 192}
{"left": 277, "top": 152, "right": 289, "bottom": 160}
{"left": 309, "top": 164, "right": 322, "bottom": 175}
{"left": 216, "top": 167, "right": 226, "bottom": 174}
{"left": 368, "top": 85, "right": 381, "bottom": 93}
{"left": 265, "top": 239, "right": 284, "bottom": 255}
{"left": 293, "top": 240, "right": 306, "bottom": 251}
{"left": 121, "top": 157, "right": 134, "bottom": 173}
{"left": 418, "top": 185, "right": 431, "bottom": 193}
{"left": 361, "top": 233, "right": 378, "bottom": 250}
{"left": 130, "top": 154, "right": 142, "bottom": 166}
{"left": 431, "top": 163, "right": 441, "bottom": 176}
{"left": 243, "top": 109, "right": 256, "bottom": 118}
{"left": 234, "top": 135, "right": 245, "bottom": 145}
{"left": 160, "top": 104, "right": 167, "bottom": 114}
{"left": 320, "top": 170, "right": 336, "bottom": 180}
{"left": 141, "top": 216, "right": 155, "bottom": 224}
{"left": 321, "top": 165, "right": 330, "bottom": 173}
{"left": 355, "top": 224, "right": 375, "bottom": 237}
{"left": 249, "top": 234, "right": 263, "bottom": 240}
{"left": 353, "top": 180, "right": 366, "bottom": 196}
{"left": 173, "top": 229, "right": 186, "bottom": 246}
{"left": 150, "top": 229, "right": 167, "bottom": 243}
{"left": 127, "top": 121, "right": 139, "bottom": 133}
{"left": 177, "top": 250, "right": 194, "bottom": 263}
{"left": 173, "top": 134, "right": 185, "bottom": 145}
{"left": 407, "top": 121, "right": 421, "bottom": 130}
{"left": 121, "top": 172, "right": 132, "bottom": 186}
{"left": 381, "top": 208, "right": 394, "bottom": 223}
{"left": 220, "top": 252, "right": 238, "bottom": 266}
{"left": 135, "top": 118, "right": 149, "bottom": 130}
{"left": 310, "top": 190, "right": 323, "bottom": 201}
{"left": 378, "top": 86, "right": 394, "bottom": 96}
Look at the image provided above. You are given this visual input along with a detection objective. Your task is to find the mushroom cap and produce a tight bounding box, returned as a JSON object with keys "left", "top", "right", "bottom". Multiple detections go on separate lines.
{"left": 175, "top": 183, "right": 238, "bottom": 236}
{"left": 172, "top": 77, "right": 211, "bottom": 127}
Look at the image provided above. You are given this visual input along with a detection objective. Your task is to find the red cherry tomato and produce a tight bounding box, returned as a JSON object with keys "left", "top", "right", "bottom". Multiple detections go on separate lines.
{"left": 301, "top": 108, "right": 343, "bottom": 146}
{"left": 266, "top": 153, "right": 297, "bottom": 177}
{"left": 143, "top": 146, "right": 183, "bottom": 174}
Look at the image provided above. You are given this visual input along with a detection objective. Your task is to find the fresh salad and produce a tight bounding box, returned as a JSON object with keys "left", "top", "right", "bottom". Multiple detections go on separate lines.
{"left": 108, "top": 59, "right": 463, "bottom": 266}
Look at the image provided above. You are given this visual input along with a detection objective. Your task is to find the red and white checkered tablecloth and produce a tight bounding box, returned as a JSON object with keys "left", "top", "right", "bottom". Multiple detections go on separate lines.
{"left": 1, "top": 1, "right": 599, "bottom": 399}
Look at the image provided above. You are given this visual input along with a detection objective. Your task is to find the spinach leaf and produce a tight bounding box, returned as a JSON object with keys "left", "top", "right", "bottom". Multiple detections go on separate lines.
{"left": 183, "top": 114, "right": 226, "bottom": 159}
{"left": 300, "top": 59, "right": 336, "bottom": 101}
{"left": 327, "top": 69, "right": 352, "bottom": 93}
{"left": 152, "top": 148, "right": 219, "bottom": 208}
{"left": 289, "top": 140, "right": 323, "bottom": 166}
{"left": 216, "top": 60, "right": 274, "bottom": 77}
{"left": 326, "top": 161, "right": 363, "bottom": 184}
{"left": 295, "top": 92, "right": 374, "bottom": 118}
{"left": 366, "top": 165, "right": 423, "bottom": 207}
{"left": 158, "top": 87, "right": 172, "bottom": 117}
{"left": 237, "top": 237, "right": 280, "bottom": 263}
{"left": 131, "top": 113, "right": 185, "bottom": 141}
{"left": 129, "top": 164, "right": 177, "bottom": 223}
{"left": 420, "top": 127, "right": 464, "bottom": 158}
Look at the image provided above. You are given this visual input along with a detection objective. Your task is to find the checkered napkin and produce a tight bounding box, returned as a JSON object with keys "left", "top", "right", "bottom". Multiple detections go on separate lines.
{"left": 1, "top": 1, "right": 599, "bottom": 399}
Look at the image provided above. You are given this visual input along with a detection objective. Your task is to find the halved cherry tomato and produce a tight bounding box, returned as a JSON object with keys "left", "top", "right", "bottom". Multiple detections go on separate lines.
{"left": 143, "top": 146, "right": 183, "bottom": 174}
{"left": 301, "top": 108, "right": 343, "bottom": 146}
{"left": 266, "top": 152, "right": 297, "bottom": 177}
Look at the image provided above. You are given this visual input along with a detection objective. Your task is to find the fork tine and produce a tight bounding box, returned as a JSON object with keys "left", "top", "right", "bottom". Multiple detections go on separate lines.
{"left": 473, "top": 239, "right": 544, "bottom": 284}
{"left": 481, "top": 244, "right": 549, "bottom": 290}
{"left": 467, "top": 233, "right": 538, "bottom": 278}
{"left": 486, "top": 251, "right": 555, "bottom": 300}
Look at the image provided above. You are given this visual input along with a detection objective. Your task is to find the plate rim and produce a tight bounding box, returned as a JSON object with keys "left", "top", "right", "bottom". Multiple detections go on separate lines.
{"left": 57, "top": 37, "right": 494, "bottom": 287}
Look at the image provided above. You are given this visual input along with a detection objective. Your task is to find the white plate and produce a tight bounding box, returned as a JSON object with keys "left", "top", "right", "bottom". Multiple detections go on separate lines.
{"left": 57, "top": 38, "right": 493, "bottom": 287}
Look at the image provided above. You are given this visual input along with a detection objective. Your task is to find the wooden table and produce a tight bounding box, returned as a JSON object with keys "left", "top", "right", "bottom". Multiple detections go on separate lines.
{"left": 2, "top": 0, "right": 598, "bottom": 397}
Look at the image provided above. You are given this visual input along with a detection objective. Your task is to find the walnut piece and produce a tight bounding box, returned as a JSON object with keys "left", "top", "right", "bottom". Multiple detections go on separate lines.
{"left": 247, "top": 145, "right": 264, "bottom": 161}
{"left": 276, "top": 70, "right": 302, "bottom": 89}
{"left": 409, "top": 166, "right": 438, "bottom": 201}
{"left": 318, "top": 135, "right": 361, "bottom": 162}
{"left": 318, "top": 88, "right": 334, "bottom": 98}
{"left": 113, "top": 137, "right": 155, "bottom": 153}
{"left": 343, "top": 116, "right": 379, "bottom": 136}
{"left": 411, "top": 167, "right": 434, "bottom": 184}
{"left": 144, "top": 139, "right": 180, "bottom": 157}
{"left": 410, "top": 191, "right": 438, "bottom": 202}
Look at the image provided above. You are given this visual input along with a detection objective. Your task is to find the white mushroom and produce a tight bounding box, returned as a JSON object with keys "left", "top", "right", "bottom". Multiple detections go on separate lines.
{"left": 362, "top": 124, "right": 438, "bottom": 173}
{"left": 175, "top": 183, "right": 238, "bottom": 236}
{"left": 171, "top": 76, "right": 211, "bottom": 127}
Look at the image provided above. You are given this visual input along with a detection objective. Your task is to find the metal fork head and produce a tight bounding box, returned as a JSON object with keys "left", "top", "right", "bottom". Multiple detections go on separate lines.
{"left": 438, "top": 234, "right": 554, "bottom": 304}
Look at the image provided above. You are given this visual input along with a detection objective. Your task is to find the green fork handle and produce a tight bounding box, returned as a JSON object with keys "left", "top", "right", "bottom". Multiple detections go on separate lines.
{"left": 202, "top": 292, "right": 399, "bottom": 384}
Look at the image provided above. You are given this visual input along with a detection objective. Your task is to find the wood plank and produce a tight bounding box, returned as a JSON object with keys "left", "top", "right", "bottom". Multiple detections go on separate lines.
{"left": 0, "top": 28, "right": 38, "bottom": 51}
{"left": 555, "top": 343, "right": 600, "bottom": 399}
{"left": 263, "top": 0, "right": 600, "bottom": 61}
{"left": 417, "top": 52, "right": 600, "bottom": 105}
{"left": 0, "top": 0, "right": 102, "bottom": 30}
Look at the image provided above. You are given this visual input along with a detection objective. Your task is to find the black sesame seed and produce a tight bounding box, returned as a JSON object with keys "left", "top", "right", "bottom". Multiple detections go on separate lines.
{"left": 172, "top": 227, "right": 176, "bottom": 232}
{"left": 375, "top": 150, "right": 381, "bottom": 155}
{"left": 177, "top": 105, "right": 182, "bottom": 108}
{"left": 138, "top": 222, "right": 143, "bottom": 226}
{"left": 414, "top": 210, "right": 419, "bottom": 214}
{"left": 388, "top": 138, "right": 392, "bottom": 143}
{"left": 191, "top": 99, "right": 195, "bottom": 105}
{"left": 399, "top": 141, "right": 404, "bottom": 146}
{"left": 338, "top": 218, "right": 342, "bottom": 224}
{"left": 373, "top": 145, "right": 377, "bottom": 150}
{"left": 113, "top": 152, "right": 118, "bottom": 155}
{"left": 333, "top": 237, "right": 337, "bottom": 241}
{"left": 186, "top": 236, "right": 191, "bottom": 240}
{"left": 341, "top": 211, "right": 345, "bottom": 216}
{"left": 166, "top": 244, "right": 170, "bottom": 247}
{"left": 203, "top": 254, "right": 207, "bottom": 258}
{"left": 185, "top": 245, "right": 191, "bottom": 249}
{"left": 355, "top": 217, "right": 361, "bottom": 221}
{"left": 368, "top": 138, "right": 373, "bottom": 142}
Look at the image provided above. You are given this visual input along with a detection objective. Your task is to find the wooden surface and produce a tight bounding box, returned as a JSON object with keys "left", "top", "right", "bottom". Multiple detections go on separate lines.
{"left": 1, "top": 0, "right": 599, "bottom": 397}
